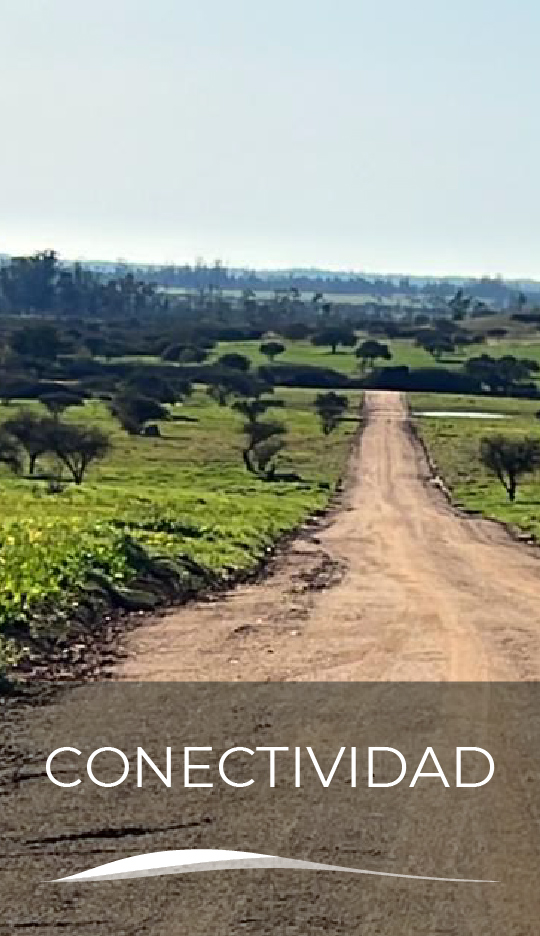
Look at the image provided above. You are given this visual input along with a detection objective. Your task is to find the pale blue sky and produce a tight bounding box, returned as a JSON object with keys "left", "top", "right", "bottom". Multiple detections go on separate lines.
{"left": 0, "top": 0, "right": 539, "bottom": 277}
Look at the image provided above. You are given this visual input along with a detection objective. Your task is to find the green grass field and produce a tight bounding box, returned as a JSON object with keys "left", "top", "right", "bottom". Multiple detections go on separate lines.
{"left": 410, "top": 392, "right": 540, "bottom": 540}
{"left": 212, "top": 338, "right": 435, "bottom": 373}
{"left": 210, "top": 336, "right": 540, "bottom": 380}
{"left": 0, "top": 389, "right": 361, "bottom": 668}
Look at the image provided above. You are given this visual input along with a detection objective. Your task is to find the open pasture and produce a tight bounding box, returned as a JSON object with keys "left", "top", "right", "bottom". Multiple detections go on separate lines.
{"left": 0, "top": 389, "right": 361, "bottom": 666}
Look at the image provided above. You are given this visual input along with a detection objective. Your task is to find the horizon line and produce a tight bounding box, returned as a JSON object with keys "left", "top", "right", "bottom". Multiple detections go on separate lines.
{"left": 1, "top": 248, "right": 538, "bottom": 287}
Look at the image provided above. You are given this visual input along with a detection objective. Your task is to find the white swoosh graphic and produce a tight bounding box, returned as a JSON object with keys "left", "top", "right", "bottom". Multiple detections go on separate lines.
{"left": 52, "top": 849, "right": 497, "bottom": 883}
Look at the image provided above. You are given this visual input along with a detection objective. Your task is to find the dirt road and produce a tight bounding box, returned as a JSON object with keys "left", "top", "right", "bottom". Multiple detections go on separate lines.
{"left": 117, "top": 390, "right": 540, "bottom": 681}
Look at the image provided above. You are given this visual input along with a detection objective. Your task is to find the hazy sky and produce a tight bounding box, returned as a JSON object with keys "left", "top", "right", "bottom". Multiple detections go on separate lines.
{"left": 0, "top": 0, "right": 539, "bottom": 277}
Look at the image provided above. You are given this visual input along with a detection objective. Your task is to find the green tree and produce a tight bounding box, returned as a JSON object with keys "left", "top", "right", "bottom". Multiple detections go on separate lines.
{"left": 447, "top": 289, "right": 472, "bottom": 319}
{"left": 311, "top": 326, "right": 357, "bottom": 354}
{"left": 314, "top": 392, "right": 349, "bottom": 435}
{"left": 40, "top": 391, "right": 84, "bottom": 419}
{"left": 122, "top": 374, "right": 190, "bottom": 404}
{"left": 260, "top": 341, "right": 286, "bottom": 362}
{"left": 111, "top": 392, "right": 169, "bottom": 435}
{"left": 480, "top": 435, "right": 540, "bottom": 502}
{"left": 0, "top": 250, "right": 58, "bottom": 312}
{"left": 465, "top": 355, "right": 539, "bottom": 394}
{"left": 0, "top": 429, "right": 22, "bottom": 475}
{"left": 207, "top": 371, "right": 266, "bottom": 407}
{"left": 355, "top": 339, "right": 392, "bottom": 372}
{"left": 233, "top": 388, "right": 286, "bottom": 477}
{"left": 241, "top": 417, "right": 286, "bottom": 477}
{"left": 416, "top": 331, "right": 455, "bottom": 360}
{"left": 3, "top": 412, "right": 57, "bottom": 475}
{"left": 10, "top": 323, "right": 62, "bottom": 362}
{"left": 48, "top": 423, "right": 111, "bottom": 484}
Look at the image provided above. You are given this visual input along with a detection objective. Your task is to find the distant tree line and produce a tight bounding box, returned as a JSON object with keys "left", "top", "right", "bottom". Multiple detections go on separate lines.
{"left": 0, "top": 250, "right": 169, "bottom": 318}
{"left": 1, "top": 251, "right": 538, "bottom": 324}
{"left": 75, "top": 257, "right": 538, "bottom": 307}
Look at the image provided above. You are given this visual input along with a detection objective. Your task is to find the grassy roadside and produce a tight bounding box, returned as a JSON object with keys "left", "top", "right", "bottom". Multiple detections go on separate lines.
{"left": 0, "top": 389, "right": 362, "bottom": 672}
{"left": 410, "top": 391, "right": 540, "bottom": 540}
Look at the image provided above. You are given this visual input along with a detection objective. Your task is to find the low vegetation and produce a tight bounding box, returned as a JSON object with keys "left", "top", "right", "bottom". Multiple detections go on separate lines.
{"left": 0, "top": 389, "right": 361, "bottom": 673}
{"left": 411, "top": 393, "right": 540, "bottom": 539}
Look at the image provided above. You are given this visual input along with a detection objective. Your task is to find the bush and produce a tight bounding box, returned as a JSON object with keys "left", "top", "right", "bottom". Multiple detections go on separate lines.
{"left": 279, "top": 322, "right": 312, "bottom": 341}
{"left": 206, "top": 370, "right": 269, "bottom": 406}
{"left": 0, "top": 376, "right": 71, "bottom": 403}
{"left": 161, "top": 344, "right": 209, "bottom": 364}
{"left": 215, "top": 353, "right": 251, "bottom": 372}
{"left": 260, "top": 363, "right": 357, "bottom": 389}
{"left": 111, "top": 392, "right": 169, "bottom": 435}
{"left": 363, "top": 366, "right": 482, "bottom": 394}
{"left": 0, "top": 429, "right": 23, "bottom": 476}
{"left": 122, "top": 373, "right": 190, "bottom": 403}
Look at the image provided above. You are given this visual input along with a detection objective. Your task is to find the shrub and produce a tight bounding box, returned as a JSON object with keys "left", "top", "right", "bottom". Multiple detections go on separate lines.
{"left": 215, "top": 353, "right": 251, "bottom": 372}
{"left": 0, "top": 429, "right": 23, "bottom": 476}
{"left": 161, "top": 344, "right": 209, "bottom": 364}
{"left": 111, "top": 392, "right": 169, "bottom": 435}
{"left": 122, "top": 373, "right": 189, "bottom": 404}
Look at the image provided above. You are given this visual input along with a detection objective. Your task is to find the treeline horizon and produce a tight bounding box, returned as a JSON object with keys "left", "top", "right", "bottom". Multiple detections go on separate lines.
{"left": 1, "top": 250, "right": 538, "bottom": 306}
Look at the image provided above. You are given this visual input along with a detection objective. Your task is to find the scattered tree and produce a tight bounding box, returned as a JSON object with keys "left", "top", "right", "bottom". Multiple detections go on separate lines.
{"left": 465, "top": 355, "right": 539, "bottom": 394}
{"left": 260, "top": 341, "right": 286, "bottom": 362}
{"left": 111, "top": 392, "right": 169, "bottom": 435}
{"left": 207, "top": 372, "right": 270, "bottom": 407}
{"left": 122, "top": 374, "right": 189, "bottom": 404}
{"left": 241, "top": 417, "right": 286, "bottom": 477}
{"left": 447, "top": 289, "right": 472, "bottom": 319}
{"left": 230, "top": 384, "right": 287, "bottom": 478}
{"left": 234, "top": 392, "right": 283, "bottom": 424}
{"left": 2, "top": 411, "right": 56, "bottom": 474}
{"left": 314, "top": 392, "right": 349, "bottom": 435}
{"left": 249, "top": 437, "right": 286, "bottom": 479}
{"left": 355, "top": 339, "right": 392, "bottom": 372}
{"left": 48, "top": 423, "right": 111, "bottom": 484}
{"left": 480, "top": 435, "right": 540, "bottom": 501}
{"left": 311, "top": 326, "right": 357, "bottom": 355}
{"left": 40, "top": 391, "right": 84, "bottom": 419}
{"left": 416, "top": 331, "right": 455, "bottom": 359}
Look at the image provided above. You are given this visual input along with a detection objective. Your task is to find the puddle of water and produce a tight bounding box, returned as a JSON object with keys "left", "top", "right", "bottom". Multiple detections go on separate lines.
{"left": 416, "top": 411, "right": 509, "bottom": 419}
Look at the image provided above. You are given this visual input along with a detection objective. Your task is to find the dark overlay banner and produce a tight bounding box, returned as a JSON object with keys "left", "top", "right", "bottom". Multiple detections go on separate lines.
{"left": 1, "top": 683, "right": 539, "bottom": 934}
